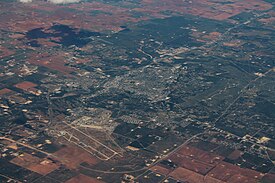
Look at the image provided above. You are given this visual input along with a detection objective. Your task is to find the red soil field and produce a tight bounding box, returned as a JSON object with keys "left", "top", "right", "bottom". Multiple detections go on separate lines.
{"left": 150, "top": 164, "right": 172, "bottom": 176}
{"left": 0, "top": 88, "right": 12, "bottom": 96}
{"left": 169, "top": 153, "right": 214, "bottom": 175}
{"left": 206, "top": 161, "right": 264, "bottom": 182}
{"left": 176, "top": 145, "right": 224, "bottom": 166}
{"left": 28, "top": 53, "right": 75, "bottom": 75}
{"left": 53, "top": 145, "right": 98, "bottom": 169}
{"left": 65, "top": 174, "right": 105, "bottom": 183}
{"left": 10, "top": 153, "right": 59, "bottom": 175}
{"left": 14, "top": 81, "right": 37, "bottom": 90}
{"left": 169, "top": 166, "right": 205, "bottom": 183}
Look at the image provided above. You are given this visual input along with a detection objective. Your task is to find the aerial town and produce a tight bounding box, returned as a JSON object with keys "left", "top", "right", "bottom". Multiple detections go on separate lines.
{"left": 0, "top": 0, "right": 274, "bottom": 182}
